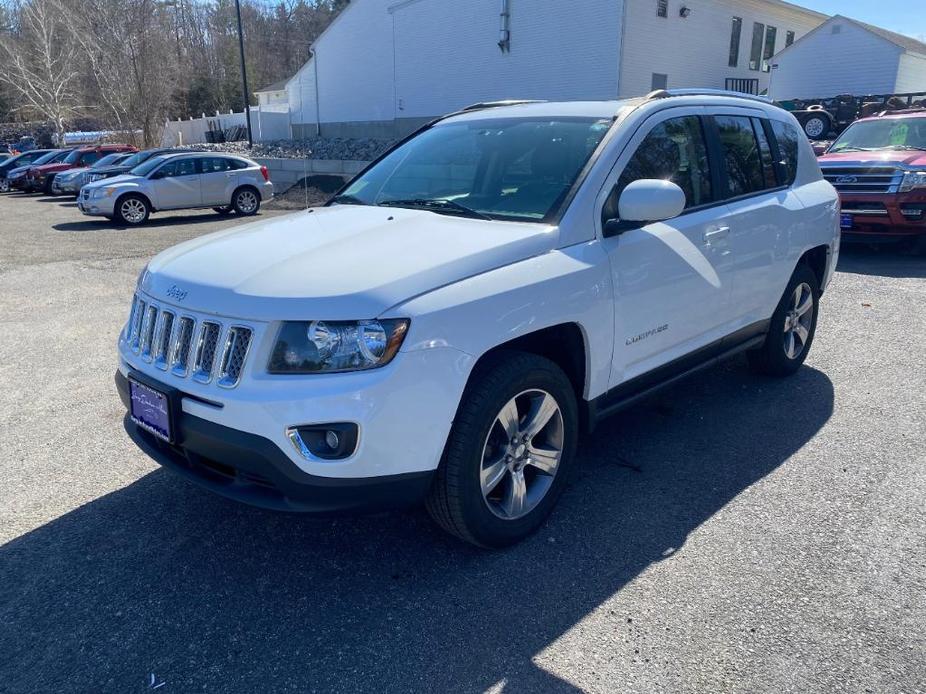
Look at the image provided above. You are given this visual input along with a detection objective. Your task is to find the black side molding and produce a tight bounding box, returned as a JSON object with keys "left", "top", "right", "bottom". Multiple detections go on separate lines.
{"left": 587, "top": 320, "right": 769, "bottom": 430}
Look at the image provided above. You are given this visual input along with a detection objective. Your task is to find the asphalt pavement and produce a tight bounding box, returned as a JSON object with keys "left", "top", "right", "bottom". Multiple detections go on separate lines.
{"left": 0, "top": 191, "right": 923, "bottom": 693}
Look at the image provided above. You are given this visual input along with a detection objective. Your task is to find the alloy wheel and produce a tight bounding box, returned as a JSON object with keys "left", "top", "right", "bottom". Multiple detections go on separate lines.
{"left": 480, "top": 389, "right": 564, "bottom": 520}
{"left": 783, "top": 282, "right": 814, "bottom": 359}
{"left": 236, "top": 190, "right": 258, "bottom": 213}
{"left": 121, "top": 198, "right": 147, "bottom": 224}
{"left": 804, "top": 117, "right": 826, "bottom": 138}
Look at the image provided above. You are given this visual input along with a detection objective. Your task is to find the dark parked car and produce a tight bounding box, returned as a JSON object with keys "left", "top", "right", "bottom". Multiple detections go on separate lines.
{"left": 8, "top": 150, "right": 71, "bottom": 192}
{"left": 0, "top": 149, "right": 57, "bottom": 192}
{"left": 26, "top": 144, "right": 136, "bottom": 195}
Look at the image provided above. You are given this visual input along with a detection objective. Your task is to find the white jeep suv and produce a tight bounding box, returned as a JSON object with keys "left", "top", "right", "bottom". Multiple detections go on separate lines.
{"left": 117, "top": 91, "right": 839, "bottom": 547}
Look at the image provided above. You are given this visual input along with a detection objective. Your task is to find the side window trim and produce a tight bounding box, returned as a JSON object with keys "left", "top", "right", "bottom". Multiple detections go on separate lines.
{"left": 762, "top": 118, "right": 787, "bottom": 186}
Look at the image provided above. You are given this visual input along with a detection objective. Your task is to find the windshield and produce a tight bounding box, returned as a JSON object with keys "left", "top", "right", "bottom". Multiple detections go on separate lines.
{"left": 30, "top": 150, "right": 61, "bottom": 166}
{"left": 62, "top": 149, "right": 84, "bottom": 164}
{"left": 118, "top": 150, "right": 157, "bottom": 169}
{"left": 130, "top": 155, "right": 169, "bottom": 177}
{"left": 336, "top": 116, "right": 613, "bottom": 222}
{"left": 829, "top": 117, "right": 926, "bottom": 153}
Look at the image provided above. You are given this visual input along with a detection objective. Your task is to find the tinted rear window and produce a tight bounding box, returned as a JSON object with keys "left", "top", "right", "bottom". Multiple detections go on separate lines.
{"left": 715, "top": 115, "right": 766, "bottom": 197}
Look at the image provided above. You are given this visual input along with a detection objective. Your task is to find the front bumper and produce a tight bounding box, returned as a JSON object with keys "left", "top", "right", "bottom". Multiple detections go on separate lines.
{"left": 117, "top": 370, "right": 435, "bottom": 513}
{"left": 78, "top": 193, "right": 116, "bottom": 216}
{"left": 840, "top": 192, "right": 926, "bottom": 240}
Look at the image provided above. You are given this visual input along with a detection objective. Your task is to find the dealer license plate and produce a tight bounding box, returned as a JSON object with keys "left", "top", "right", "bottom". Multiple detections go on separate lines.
{"left": 129, "top": 378, "right": 172, "bottom": 442}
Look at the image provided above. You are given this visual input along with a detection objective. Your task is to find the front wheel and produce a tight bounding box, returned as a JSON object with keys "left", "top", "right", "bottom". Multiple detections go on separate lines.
{"left": 114, "top": 194, "right": 150, "bottom": 226}
{"left": 44, "top": 175, "right": 57, "bottom": 195}
{"left": 212, "top": 206, "right": 233, "bottom": 215}
{"left": 0, "top": 178, "right": 9, "bottom": 193}
{"left": 426, "top": 352, "right": 578, "bottom": 548}
{"left": 747, "top": 263, "right": 820, "bottom": 377}
{"left": 232, "top": 187, "right": 260, "bottom": 216}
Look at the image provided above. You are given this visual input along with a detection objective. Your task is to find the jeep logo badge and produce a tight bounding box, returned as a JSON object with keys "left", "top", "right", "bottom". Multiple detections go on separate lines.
{"left": 166, "top": 285, "right": 188, "bottom": 302}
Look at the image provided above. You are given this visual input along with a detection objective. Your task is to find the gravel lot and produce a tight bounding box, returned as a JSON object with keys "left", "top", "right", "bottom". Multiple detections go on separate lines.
{"left": 1, "top": 191, "right": 924, "bottom": 693}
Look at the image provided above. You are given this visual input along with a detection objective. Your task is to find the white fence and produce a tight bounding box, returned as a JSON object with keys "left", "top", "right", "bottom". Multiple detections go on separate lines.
{"left": 161, "top": 107, "right": 290, "bottom": 146}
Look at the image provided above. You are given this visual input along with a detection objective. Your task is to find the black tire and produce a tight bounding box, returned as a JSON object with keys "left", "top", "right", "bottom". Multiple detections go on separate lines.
{"left": 747, "top": 263, "right": 820, "bottom": 377}
{"left": 212, "top": 206, "right": 233, "bottom": 215}
{"left": 43, "top": 175, "right": 56, "bottom": 195}
{"left": 801, "top": 113, "right": 831, "bottom": 139}
{"left": 113, "top": 193, "right": 150, "bottom": 226}
{"left": 231, "top": 186, "right": 260, "bottom": 216}
{"left": 426, "top": 351, "right": 579, "bottom": 548}
{"left": 0, "top": 178, "right": 9, "bottom": 193}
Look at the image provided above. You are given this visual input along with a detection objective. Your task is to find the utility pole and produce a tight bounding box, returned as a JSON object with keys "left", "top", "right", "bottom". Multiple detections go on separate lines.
{"left": 234, "top": 0, "right": 253, "bottom": 147}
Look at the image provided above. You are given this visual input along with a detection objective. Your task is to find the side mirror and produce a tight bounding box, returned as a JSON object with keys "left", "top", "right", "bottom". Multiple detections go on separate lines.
{"left": 603, "top": 179, "right": 687, "bottom": 237}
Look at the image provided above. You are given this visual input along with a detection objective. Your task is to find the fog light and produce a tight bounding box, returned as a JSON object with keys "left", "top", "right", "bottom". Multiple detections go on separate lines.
{"left": 287, "top": 423, "right": 358, "bottom": 461}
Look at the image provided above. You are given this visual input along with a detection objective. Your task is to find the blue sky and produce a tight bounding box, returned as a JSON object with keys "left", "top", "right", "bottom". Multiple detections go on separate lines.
{"left": 795, "top": 0, "right": 926, "bottom": 41}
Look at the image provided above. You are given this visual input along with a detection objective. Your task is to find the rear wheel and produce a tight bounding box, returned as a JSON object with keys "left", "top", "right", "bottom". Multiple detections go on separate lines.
{"left": 114, "top": 194, "right": 150, "bottom": 226}
{"left": 0, "top": 178, "right": 9, "bottom": 193}
{"left": 426, "top": 352, "right": 578, "bottom": 548}
{"left": 747, "top": 263, "right": 820, "bottom": 377}
{"left": 232, "top": 187, "right": 260, "bottom": 216}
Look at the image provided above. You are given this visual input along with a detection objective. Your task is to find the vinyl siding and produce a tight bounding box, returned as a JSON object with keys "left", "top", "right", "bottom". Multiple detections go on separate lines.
{"left": 391, "top": 0, "right": 622, "bottom": 119}
{"left": 618, "top": 0, "right": 823, "bottom": 97}
{"left": 768, "top": 19, "right": 903, "bottom": 99}
{"left": 895, "top": 52, "right": 926, "bottom": 93}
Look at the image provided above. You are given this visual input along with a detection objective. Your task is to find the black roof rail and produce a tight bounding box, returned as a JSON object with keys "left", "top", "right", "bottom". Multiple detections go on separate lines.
{"left": 457, "top": 99, "right": 547, "bottom": 113}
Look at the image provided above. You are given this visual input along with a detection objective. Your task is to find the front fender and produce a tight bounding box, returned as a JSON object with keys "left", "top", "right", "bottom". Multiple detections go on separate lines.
{"left": 386, "top": 241, "right": 614, "bottom": 401}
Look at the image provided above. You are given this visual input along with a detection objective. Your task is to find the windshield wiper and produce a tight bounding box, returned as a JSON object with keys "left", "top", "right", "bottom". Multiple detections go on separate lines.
{"left": 330, "top": 194, "right": 368, "bottom": 205}
{"left": 378, "top": 198, "right": 492, "bottom": 220}
{"left": 891, "top": 145, "right": 926, "bottom": 152}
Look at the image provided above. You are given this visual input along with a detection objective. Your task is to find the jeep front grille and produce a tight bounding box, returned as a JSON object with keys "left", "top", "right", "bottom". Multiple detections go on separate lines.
{"left": 124, "top": 294, "right": 253, "bottom": 388}
{"left": 821, "top": 166, "right": 902, "bottom": 194}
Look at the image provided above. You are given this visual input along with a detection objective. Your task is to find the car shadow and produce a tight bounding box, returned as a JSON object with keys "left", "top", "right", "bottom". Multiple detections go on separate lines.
{"left": 0, "top": 361, "right": 833, "bottom": 692}
{"left": 51, "top": 212, "right": 251, "bottom": 233}
{"left": 837, "top": 243, "right": 926, "bottom": 279}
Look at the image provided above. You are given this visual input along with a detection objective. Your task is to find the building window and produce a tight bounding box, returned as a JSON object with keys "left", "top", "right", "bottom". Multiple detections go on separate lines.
{"left": 786, "top": 30, "right": 795, "bottom": 47}
{"left": 651, "top": 73, "right": 668, "bottom": 90}
{"left": 831, "top": 24, "right": 842, "bottom": 34}
{"left": 657, "top": 0, "right": 668, "bottom": 18}
{"left": 749, "top": 22, "right": 765, "bottom": 71}
{"left": 762, "top": 26, "right": 777, "bottom": 72}
{"left": 729, "top": 17, "right": 743, "bottom": 67}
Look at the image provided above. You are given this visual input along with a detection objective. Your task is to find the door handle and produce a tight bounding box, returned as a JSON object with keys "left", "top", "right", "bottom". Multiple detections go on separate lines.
{"left": 703, "top": 226, "right": 730, "bottom": 243}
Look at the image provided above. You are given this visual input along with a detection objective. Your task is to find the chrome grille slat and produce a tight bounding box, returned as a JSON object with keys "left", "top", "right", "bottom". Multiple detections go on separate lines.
{"left": 192, "top": 321, "right": 222, "bottom": 384}
{"left": 217, "top": 327, "right": 253, "bottom": 388}
{"left": 170, "top": 317, "right": 195, "bottom": 376}
{"left": 153, "top": 311, "right": 175, "bottom": 370}
{"left": 139, "top": 305, "right": 158, "bottom": 360}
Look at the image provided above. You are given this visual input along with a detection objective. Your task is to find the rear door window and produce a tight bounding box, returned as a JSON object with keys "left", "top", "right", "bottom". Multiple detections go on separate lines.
{"left": 714, "top": 115, "right": 766, "bottom": 197}
{"left": 201, "top": 157, "right": 232, "bottom": 174}
{"left": 751, "top": 118, "right": 779, "bottom": 188}
{"left": 157, "top": 158, "right": 198, "bottom": 178}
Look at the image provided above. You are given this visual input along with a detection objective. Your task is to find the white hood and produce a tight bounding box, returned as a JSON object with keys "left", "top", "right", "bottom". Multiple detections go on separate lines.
{"left": 140, "top": 205, "right": 558, "bottom": 320}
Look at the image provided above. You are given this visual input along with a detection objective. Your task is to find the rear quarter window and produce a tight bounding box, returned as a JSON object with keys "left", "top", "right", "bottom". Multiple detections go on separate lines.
{"left": 769, "top": 119, "right": 801, "bottom": 187}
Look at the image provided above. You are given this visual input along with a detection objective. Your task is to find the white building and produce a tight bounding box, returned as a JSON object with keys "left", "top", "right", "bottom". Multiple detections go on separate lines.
{"left": 769, "top": 15, "right": 926, "bottom": 100}
{"left": 254, "top": 79, "right": 290, "bottom": 112}
{"left": 286, "top": 0, "right": 826, "bottom": 138}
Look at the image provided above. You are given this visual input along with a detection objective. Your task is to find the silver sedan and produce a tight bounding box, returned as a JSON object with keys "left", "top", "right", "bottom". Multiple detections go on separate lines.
{"left": 78, "top": 152, "right": 273, "bottom": 225}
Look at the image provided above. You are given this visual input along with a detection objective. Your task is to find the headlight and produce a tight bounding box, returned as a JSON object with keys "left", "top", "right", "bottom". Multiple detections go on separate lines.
{"left": 268, "top": 319, "right": 409, "bottom": 373}
{"left": 92, "top": 187, "right": 115, "bottom": 199}
{"left": 900, "top": 170, "right": 926, "bottom": 193}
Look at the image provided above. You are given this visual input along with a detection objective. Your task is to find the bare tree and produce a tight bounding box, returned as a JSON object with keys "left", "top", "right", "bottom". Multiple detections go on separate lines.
{"left": 0, "top": 0, "right": 82, "bottom": 140}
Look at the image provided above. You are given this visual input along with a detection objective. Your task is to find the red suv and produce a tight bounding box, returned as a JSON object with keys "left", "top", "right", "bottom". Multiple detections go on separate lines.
{"left": 26, "top": 144, "right": 136, "bottom": 195}
{"left": 818, "top": 111, "right": 926, "bottom": 251}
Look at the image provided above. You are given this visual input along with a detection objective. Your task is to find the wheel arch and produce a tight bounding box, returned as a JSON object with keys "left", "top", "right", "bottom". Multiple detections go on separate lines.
{"left": 799, "top": 244, "right": 829, "bottom": 295}
{"left": 466, "top": 323, "right": 590, "bottom": 422}
{"left": 115, "top": 189, "right": 153, "bottom": 211}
